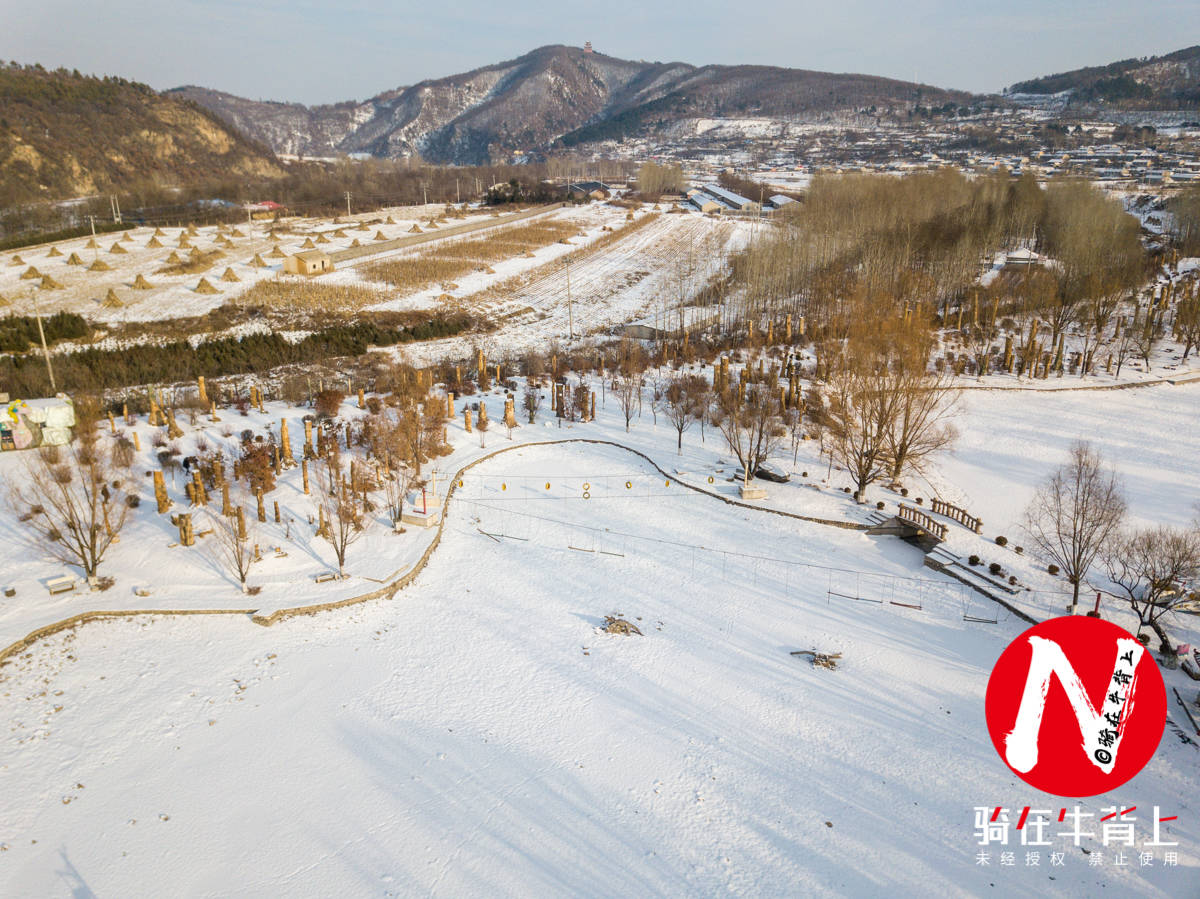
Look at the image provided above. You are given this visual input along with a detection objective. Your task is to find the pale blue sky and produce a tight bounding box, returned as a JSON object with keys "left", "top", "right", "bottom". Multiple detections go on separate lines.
{"left": 2, "top": 0, "right": 1196, "bottom": 104}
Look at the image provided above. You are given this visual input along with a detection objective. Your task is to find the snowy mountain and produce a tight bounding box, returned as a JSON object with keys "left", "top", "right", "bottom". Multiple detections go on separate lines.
{"left": 1007, "top": 45, "right": 1200, "bottom": 111}
{"left": 168, "top": 45, "right": 971, "bottom": 164}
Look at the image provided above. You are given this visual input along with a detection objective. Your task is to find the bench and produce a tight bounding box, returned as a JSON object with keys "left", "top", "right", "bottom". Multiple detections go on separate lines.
{"left": 314, "top": 572, "right": 338, "bottom": 583}
{"left": 46, "top": 576, "right": 75, "bottom": 595}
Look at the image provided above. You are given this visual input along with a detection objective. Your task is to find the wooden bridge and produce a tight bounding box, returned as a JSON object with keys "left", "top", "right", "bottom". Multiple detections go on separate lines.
{"left": 930, "top": 498, "right": 982, "bottom": 533}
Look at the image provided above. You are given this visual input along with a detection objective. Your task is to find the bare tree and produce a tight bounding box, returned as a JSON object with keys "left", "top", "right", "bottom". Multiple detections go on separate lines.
{"left": 207, "top": 500, "right": 256, "bottom": 592}
{"left": 615, "top": 374, "right": 640, "bottom": 432}
{"left": 9, "top": 399, "right": 130, "bottom": 581}
{"left": 318, "top": 445, "right": 366, "bottom": 577}
{"left": 662, "top": 374, "right": 706, "bottom": 452}
{"left": 884, "top": 368, "right": 960, "bottom": 483}
{"left": 824, "top": 363, "right": 894, "bottom": 500}
{"left": 1103, "top": 525, "right": 1200, "bottom": 652}
{"left": 1024, "top": 441, "right": 1127, "bottom": 615}
{"left": 714, "top": 383, "right": 783, "bottom": 486}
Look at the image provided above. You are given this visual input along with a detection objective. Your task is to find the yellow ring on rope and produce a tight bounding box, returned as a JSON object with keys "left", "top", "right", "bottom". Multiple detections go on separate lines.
{"left": 458, "top": 479, "right": 464, "bottom": 488}
{"left": 501, "top": 482, "right": 506, "bottom": 491}
{"left": 625, "top": 481, "right": 632, "bottom": 489}
{"left": 665, "top": 479, "right": 670, "bottom": 487}
{"left": 583, "top": 491, "right": 590, "bottom": 500}
{"left": 708, "top": 476, "right": 714, "bottom": 484}
{"left": 545, "top": 482, "right": 550, "bottom": 490}
{"left": 583, "top": 482, "right": 590, "bottom": 491}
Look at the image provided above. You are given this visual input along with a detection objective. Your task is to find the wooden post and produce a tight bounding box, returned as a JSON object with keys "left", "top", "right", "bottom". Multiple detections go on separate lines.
{"left": 304, "top": 420, "right": 314, "bottom": 458}
{"left": 358, "top": 388, "right": 365, "bottom": 409}
{"left": 302, "top": 458, "right": 310, "bottom": 495}
{"left": 478, "top": 402, "right": 488, "bottom": 428}
{"left": 107, "top": 411, "right": 116, "bottom": 433}
{"left": 133, "top": 430, "right": 141, "bottom": 452}
{"left": 785, "top": 313, "right": 792, "bottom": 343}
{"left": 192, "top": 470, "right": 207, "bottom": 505}
{"left": 590, "top": 391, "right": 596, "bottom": 421}
{"left": 280, "top": 418, "right": 294, "bottom": 466}
{"left": 197, "top": 376, "right": 208, "bottom": 407}
{"left": 153, "top": 470, "right": 169, "bottom": 514}
{"left": 446, "top": 392, "right": 454, "bottom": 417}
{"left": 222, "top": 482, "right": 231, "bottom": 516}
{"left": 210, "top": 400, "right": 220, "bottom": 422}
{"left": 237, "top": 506, "right": 247, "bottom": 541}
{"left": 256, "top": 489, "right": 266, "bottom": 522}
{"left": 177, "top": 512, "right": 194, "bottom": 547}
{"left": 274, "top": 500, "right": 281, "bottom": 523}
{"left": 464, "top": 408, "right": 473, "bottom": 432}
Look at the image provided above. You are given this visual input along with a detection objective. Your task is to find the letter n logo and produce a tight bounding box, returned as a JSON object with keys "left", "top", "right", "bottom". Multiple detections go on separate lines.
{"left": 986, "top": 617, "right": 1166, "bottom": 797}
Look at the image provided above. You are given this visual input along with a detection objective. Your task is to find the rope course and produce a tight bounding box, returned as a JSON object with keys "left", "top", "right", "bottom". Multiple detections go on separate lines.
{"left": 452, "top": 494, "right": 1070, "bottom": 628}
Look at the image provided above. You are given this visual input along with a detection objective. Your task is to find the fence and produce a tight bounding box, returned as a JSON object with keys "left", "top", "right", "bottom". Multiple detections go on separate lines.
{"left": 897, "top": 504, "right": 949, "bottom": 541}
{"left": 931, "top": 498, "right": 983, "bottom": 533}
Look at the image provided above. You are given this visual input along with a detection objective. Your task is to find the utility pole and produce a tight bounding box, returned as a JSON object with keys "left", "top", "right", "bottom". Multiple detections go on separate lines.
{"left": 109, "top": 196, "right": 118, "bottom": 223}
{"left": 422, "top": 184, "right": 428, "bottom": 206}
{"left": 88, "top": 215, "right": 96, "bottom": 238}
{"left": 566, "top": 256, "right": 574, "bottom": 341}
{"left": 456, "top": 178, "right": 460, "bottom": 204}
{"left": 30, "top": 288, "right": 56, "bottom": 392}
{"left": 345, "top": 191, "right": 352, "bottom": 217}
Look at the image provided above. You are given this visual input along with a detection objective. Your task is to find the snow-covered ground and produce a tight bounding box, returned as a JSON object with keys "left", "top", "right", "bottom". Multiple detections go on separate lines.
{"left": 1, "top": 368, "right": 1199, "bottom": 895}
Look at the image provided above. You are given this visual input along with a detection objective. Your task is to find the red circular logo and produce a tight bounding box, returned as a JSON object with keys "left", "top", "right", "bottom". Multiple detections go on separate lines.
{"left": 985, "top": 616, "right": 1166, "bottom": 797}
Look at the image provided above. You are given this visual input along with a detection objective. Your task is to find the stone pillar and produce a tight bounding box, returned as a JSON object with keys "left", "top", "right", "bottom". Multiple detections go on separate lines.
{"left": 464, "top": 409, "right": 473, "bottom": 433}
{"left": 177, "top": 512, "right": 194, "bottom": 547}
{"left": 153, "top": 470, "right": 170, "bottom": 514}
{"left": 504, "top": 396, "right": 517, "bottom": 428}
{"left": 192, "top": 471, "right": 207, "bottom": 505}
{"left": 477, "top": 348, "right": 485, "bottom": 378}
{"left": 197, "top": 376, "right": 208, "bottom": 407}
{"left": 210, "top": 400, "right": 220, "bottom": 422}
{"left": 166, "top": 408, "right": 183, "bottom": 439}
{"left": 304, "top": 420, "right": 314, "bottom": 458}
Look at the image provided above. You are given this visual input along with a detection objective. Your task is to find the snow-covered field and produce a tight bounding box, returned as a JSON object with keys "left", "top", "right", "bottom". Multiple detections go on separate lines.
{"left": 1, "top": 371, "right": 1199, "bottom": 896}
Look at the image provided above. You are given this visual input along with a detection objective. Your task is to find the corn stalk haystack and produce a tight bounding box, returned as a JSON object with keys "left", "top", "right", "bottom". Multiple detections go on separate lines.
{"left": 153, "top": 227, "right": 166, "bottom": 237}
{"left": 102, "top": 288, "right": 123, "bottom": 308}
{"left": 121, "top": 232, "right": 134, "bottom": 241}
{"left": 230, "top": 228, "right": 245, "bottom": 238}
{"left": 20, "top": 266, "right": 41, "bottom": 280}
{"left": 373, "top": 231, "right": 388, "bottom": 240}
{"left": 47, "top": 246, "right": 63, "bottom": 257}
{"left": 0, "top": 292, "right": 8, "bottom": 307}
{"left": 221, "top": 238, "right": 236, "bottom": 249}
{"left": 110, "top": 242, "right": 129, "bottom": 254}
{"left": 315, "top": 233, "right": 330, "bottom": 244}
{"left": 357, "top": 221, "right": 370, "bottom": 231}
{"left": 88, "top": 259, "right": 111, "bottom": 272}
{"left": 267, "top": 245, "right": 287, "bottom": 258}
{"left": 146, "top": 236, "right": 164, "bottom": 248}
{"left": 350, "top": 238, "right": 362, "bottom": 247}
{"left": 385, "top": 216, "right": 396, "bottom": 225}
{"left": 10, "top": 254, "right": 25, "bottom": 265}
{"left": 220, "top": 267, "right": 241, "bottom": 282}
{"left": 65, "top": 252, "right": 83, "bottom": 265}
{"left": 603, "top": 616, "right": 642, "bottom": 636}
{"left": 408, "top": 224, "right": 422, "bottom": 233}
{"left": 301, "top": 237, "right": 316, "bottom": 249}
{"left": 165, "top": 251, "right": 183, "bottom": 264}
{"left": 40, "top": 275, "right": 64, "bottom": 290}
{"left": 177, "top": 236, "right": 192, "bottom": 249}
{"left": 333, "top": 229, "right": 348, "bottom": 239}
{"left": 524, "top": 250, "right": 536, "bottom": 258}
{"left": 132, "top": 274, "right": 154, "bottom": 289}
{"left": 194, "top": 277, "right": 221, "bottom": 295}
{"left": 437, "top": 293, "right": 455, "bottom": 302}
{"left": 250, "top": 254, "right": 267, "bottom": 267}
{"left": 187, "top": 224, "right": 199, "bottom": 236}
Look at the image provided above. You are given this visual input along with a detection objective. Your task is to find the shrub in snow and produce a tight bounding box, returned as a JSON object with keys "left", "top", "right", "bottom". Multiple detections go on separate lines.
{"left": 900, "top": 487, "right": 909, "bottom": 497}
{"left": 1009, "top": 575, "right": 1018, "bottom": 585}
{"left": 989, "top": 562, "right": 1002, "bottom": 575}
{"left": 1014, "top": 546, "right": 1024, "bottom": 555}
{"left": 1048, "top": 564, "right": 1060, "bottom": 576}
{"left": 995, "top": 535, "right": 1008, "bottom": 547}
{"left": 876, "top": 501, "right": 885, "bottom": 510}
{"left": 915, "top": 497, "right": 923, "bottom": 505}
{"left": 968, "top": 554, "right": 981, "bottom": 566}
